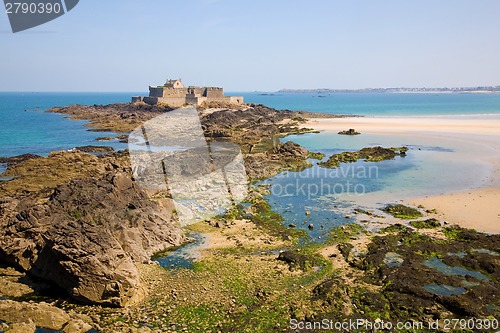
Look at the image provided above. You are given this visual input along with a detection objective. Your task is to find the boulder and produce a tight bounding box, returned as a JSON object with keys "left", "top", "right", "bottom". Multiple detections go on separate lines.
{"left": 0, "top": 171, "right": 184, "bottom": 306}
{"left": 0, "top": 300, "right": 70, "bottom": 330}
{"left": 5, "top": 320, "right": 36, "bottom": 333}
{"left": 62, "top": 319, "right": 93, "bottom": 333}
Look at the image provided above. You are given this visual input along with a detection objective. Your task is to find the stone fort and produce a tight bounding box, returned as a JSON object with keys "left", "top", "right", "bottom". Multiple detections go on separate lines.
{"left": 132, "top": 79, "right": 244, "bottom": 107}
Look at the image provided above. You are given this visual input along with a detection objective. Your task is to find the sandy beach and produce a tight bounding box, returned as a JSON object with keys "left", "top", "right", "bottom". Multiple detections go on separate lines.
{"left": 308, "top": 116, "right": 500, "bottom": 136}
{"left": 307, "top": 116, "right": 500, "bottom": 233}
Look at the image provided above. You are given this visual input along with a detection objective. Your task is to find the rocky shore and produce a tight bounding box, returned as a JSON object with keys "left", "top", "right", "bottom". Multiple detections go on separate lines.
{"left": 0, "top": 151, "right": 185, "bottom": 307}
{"left": 0, "top": 102, "right": 335, "bottom": 331}
{"left": 47, "top": 102, "right": 335, "bottom": 181}
{"left": 1, "top": 102, "right": 498, "bottom": 332}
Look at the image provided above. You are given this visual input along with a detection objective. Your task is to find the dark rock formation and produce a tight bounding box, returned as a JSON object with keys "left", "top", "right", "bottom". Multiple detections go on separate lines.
{"left": 48, "top": 103, "right": 337, "bottom": 181}
{"left": 353, "top": 225, "right": 500, "bottom": 319}
{"left": 95, "top": 136, "right": 115, "bottom": 141}
{"left": 277, "top": 250, "right": 315, "bottom": 271}
{"left": 0, "top": 152, "right": 184, "bottom": 306}
{"left": 0, "top": 154, "right": 42, "bottom": 165}
{"left": 75, "top": 145, "right": 115, "bottom": 153}
{"left": 47, "top": 103, "right": 173, "bottom": 133}
{"left": 199, "top": 104, "right": 318, "bottom": 152}
{"left": 338, "top": 128, "right": 360, "bottom": 135}
{"left": 244, "top": 141, "right": 312, "bottom": 180}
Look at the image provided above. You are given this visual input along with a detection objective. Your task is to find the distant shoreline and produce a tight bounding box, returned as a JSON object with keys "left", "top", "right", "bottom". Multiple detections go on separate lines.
{"left": 278, "top": 86, "right": 500, "bottom": 94}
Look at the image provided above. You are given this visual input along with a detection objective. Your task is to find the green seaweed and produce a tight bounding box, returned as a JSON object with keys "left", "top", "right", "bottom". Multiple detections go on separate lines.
{"left": 381, "top": 204, "right": 423, "bottom": 219}
{"left": 318, "top": 146, "right": 408, "bottom": 169}
{"left": 307, "top": 151, "right": 326, "bottom": 160}
{"left": 410, "top": 218, "right": 441, "bottom": 229}
{"left": 326, "top": 223, "right": 364, "bottom": 245}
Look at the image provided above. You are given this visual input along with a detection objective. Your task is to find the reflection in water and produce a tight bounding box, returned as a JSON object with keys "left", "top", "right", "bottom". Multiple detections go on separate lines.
{"left": 261, "top": 131, "right": 494, "bottom": 240}
{"left": 155, "top": 233, "right": 208, "bottom": 269}
{"left": 424, "top": 284, "right": 466, "bottom": 296}
{"left": 424, "top": 257, "right": 489, "bottom": 280}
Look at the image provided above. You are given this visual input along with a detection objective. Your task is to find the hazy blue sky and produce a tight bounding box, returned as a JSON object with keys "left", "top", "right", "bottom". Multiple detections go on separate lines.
{"left": 1, "top": 0, "right": 500, "bottom": 92}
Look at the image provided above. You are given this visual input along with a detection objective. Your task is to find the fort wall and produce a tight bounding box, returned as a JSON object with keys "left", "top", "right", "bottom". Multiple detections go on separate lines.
{"left": 205, "top": 88, "right": 224, "bottom": 99}
{"left": 149, "top": 87, "right": 164, "bottom": 98}
{"left": 225, "top": 96, "right": 244, "bottom": 104}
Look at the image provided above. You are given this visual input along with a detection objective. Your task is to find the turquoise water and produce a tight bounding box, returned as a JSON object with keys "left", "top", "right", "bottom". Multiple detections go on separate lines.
{"left": 260, "top": 130, "right": 494, "bottom": 238}
{"left": 424, "top": 257, "right": 490, "bottom": 281}
{"left": 155, "top": 233, "right": 207, "bottom": 269}
{"left": 0, "top": 92, "right": 142, "bottom": 157}
{"left": 423, "top": 284, "right": 466, "bottom": 297}
{"left": 261, "top": 149, "right": 415, "bottom": 238}
{"left": 238, "top": 92, "right": 500, "bottom": 116}
{"left": 2, "top": 92, "right": 500, "bottom": 158}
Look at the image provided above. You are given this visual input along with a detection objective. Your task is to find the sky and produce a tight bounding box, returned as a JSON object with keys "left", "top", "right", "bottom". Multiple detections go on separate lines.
{"left": 1, "top": 0, "right": 500, "bottom": 92}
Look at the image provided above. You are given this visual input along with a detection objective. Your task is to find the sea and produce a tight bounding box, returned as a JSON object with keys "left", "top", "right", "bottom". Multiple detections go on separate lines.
{"left": 2, "top": 92, "right": 500, "bottom": 159}
{"left": 240, "top": 92, "right": 500, "bottom": 117}
{"left": 1, "top": 91, "right": 500, "bottom": 239}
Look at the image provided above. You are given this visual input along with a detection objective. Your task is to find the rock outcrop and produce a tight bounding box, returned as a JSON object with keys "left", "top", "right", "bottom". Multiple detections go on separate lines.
{"left": 47, "top": 103, "right": 172, "bottom": 133}
{"left": 338, "top": 128, "right": 360, "bottom": 135}
{"left": 0, "top": 153, "right": 42, "bottom": 165}
{"left": 318, "top": 146, "right": 408, "bottom": 169}
{"left": 0, "top": 152, "right": 184, "bottom": 306}
{"left": 74, "top": 145, "right": 115, "bottom": 153}
{"left": 244, "top": 141, "right": 312, "bottom": 180}
{"left": 200, "top": 104, "right": 318, "bottom": 151}
{"left": 0, "top": 300, "right": 70, "bottom": 330}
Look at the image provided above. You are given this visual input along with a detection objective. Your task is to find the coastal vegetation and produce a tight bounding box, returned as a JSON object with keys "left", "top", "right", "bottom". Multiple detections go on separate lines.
{"left": 410, "top": 218, "right": 442, "bottom": 229}
{"left": 307, "top": 151, "right": 326, "bottom": 160}
{"left": 382, "top": 204, "right": 424, "bottom": 219}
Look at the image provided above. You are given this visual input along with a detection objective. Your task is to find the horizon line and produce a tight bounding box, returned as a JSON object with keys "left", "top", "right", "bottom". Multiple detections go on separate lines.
{"left": 1, "top": 84, "right": 500, "bottom": 94}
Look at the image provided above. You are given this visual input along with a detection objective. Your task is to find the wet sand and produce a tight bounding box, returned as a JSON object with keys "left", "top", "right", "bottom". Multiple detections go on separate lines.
{"left": 307, "top": 116, "right": 500, "bottom": 136}
{"left": 307, "top": 116, "right": 500, "bottom": 233}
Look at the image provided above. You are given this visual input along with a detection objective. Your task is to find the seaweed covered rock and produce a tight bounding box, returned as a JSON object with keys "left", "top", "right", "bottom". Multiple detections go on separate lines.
{"left": 277, "top": 249, "right": 321, "bottom": 271}
{"left": 382, "top": 204, "right": 423, "bottom": 219}
{"left": 0, "top": 154, "right": 42, "bottom": 165}
{"left": 244, "top": 141, "right": 312, "bottom": 180}
{"left": 410, "top": 218, "right": 441, "bottom": 229}
{"left": 318, "top": 146, "right": 408, "bottom": 168}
